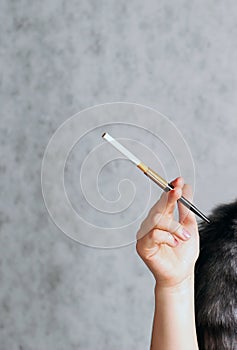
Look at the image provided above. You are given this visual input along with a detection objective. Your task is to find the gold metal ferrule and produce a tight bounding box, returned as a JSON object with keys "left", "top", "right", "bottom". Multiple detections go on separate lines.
{"left": 137, "top": 162, "right": 149, "bottom": 172}
{"left": 137, "top": 162, "right": 168, "bottom": 190}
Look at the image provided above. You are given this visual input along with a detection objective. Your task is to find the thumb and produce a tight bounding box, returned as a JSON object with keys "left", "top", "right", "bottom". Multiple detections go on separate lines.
{"left": 178, "top": 184, "right": 197, "bottom": 227}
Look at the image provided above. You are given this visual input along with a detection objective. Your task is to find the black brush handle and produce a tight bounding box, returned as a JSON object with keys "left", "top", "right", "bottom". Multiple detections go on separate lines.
{"left": 166, "top": 183, "right": 210, "bottom": 223}
{"left": 143, "top": 167, "right": 210, "bottom": 223}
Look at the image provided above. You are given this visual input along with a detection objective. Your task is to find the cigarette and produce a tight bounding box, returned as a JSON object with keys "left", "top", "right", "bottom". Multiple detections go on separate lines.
{"left": 102, "top": 132, "right": 210, "bottom": 223}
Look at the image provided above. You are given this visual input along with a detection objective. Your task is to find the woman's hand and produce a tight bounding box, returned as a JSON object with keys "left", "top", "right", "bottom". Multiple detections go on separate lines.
{"left": 136, "top": 177, "right": 199, "bottom": 289}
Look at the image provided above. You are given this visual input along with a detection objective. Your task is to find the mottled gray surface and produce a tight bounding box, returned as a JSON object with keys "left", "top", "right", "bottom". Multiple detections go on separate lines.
{"left": 1, "top": 0, "right": 237, "bottom": 349}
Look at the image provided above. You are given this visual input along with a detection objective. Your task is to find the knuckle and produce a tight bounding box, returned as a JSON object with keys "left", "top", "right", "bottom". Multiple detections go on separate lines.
{"left": 135, "top": 240, "right": 139, "bottom": 250}
{"left": 136, "top": 241, "right": 146, "bottom": 259}
{"left": 148, "top": 228, "right": 159, "bottom": 240}
{"left": 135, "top": 240, "right": 142, "bottom": 254}
{"left": 148, "top": 229, "right": 156, "bottom": 240}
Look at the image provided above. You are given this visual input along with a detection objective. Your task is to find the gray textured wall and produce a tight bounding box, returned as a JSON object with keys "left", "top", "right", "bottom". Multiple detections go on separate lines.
{"left": 1, "top": 1, "right": 237, "bottom": 349}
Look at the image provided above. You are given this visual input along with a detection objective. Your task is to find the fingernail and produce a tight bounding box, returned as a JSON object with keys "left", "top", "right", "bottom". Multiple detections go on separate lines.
{"left": 182, "top": 228, "right": 191, "bottom": 239}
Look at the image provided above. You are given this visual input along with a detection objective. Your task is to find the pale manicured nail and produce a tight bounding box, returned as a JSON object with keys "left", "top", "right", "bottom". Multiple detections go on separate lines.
{"left": 182, "top": 228, "right": 191, "bottom": 239}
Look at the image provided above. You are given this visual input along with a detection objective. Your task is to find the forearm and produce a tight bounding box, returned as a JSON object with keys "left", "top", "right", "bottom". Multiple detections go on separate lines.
{"left": 150, "top": 275, "right": 199, "bottom": 350}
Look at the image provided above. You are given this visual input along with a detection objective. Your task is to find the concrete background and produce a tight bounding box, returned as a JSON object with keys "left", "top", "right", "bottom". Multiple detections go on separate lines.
{"left": 1, "top": 1, "right": 237, "bottom": 349}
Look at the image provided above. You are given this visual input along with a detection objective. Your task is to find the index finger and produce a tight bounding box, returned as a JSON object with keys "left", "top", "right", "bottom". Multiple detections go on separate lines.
{"left": 178, "top": 183, "right": 197, "bottom": 227}
{"left": 149, "top": 177, "right": 184, "bottom": 217}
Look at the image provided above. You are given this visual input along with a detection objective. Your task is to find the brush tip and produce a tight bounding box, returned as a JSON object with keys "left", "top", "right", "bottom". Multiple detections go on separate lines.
{"left": 101, "top": 132, "right": 107, "bottom": 138}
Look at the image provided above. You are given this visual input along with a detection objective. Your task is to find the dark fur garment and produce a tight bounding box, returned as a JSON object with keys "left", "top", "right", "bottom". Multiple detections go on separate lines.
{"left": 195, "top": 200, "right": 237, "bottom": 350}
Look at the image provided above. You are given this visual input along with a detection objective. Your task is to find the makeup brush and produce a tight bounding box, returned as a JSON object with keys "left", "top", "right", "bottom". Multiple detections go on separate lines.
{"left": 102, "top": 132, "right": 210, "bottom": 223}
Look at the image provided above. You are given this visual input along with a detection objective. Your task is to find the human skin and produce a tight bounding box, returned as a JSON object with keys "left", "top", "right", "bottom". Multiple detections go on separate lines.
{"left": 136, "top": 177, "right": 199, "bottom": 350}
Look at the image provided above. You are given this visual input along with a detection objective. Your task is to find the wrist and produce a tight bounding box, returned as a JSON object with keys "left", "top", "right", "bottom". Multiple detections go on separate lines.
{"left": 154, "top": 274, "right": 195, "bottom": 296}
